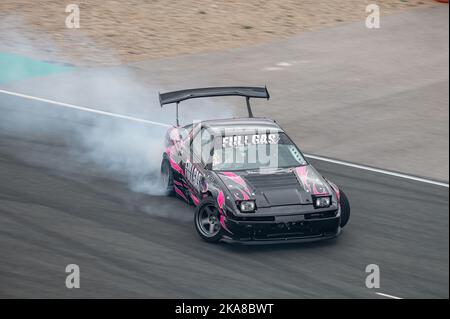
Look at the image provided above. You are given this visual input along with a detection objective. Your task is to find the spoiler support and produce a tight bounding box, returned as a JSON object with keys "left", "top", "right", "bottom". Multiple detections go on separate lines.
{"left": 245, "top": 97, "right": 254, "bottom": 118}
{"left": 175, "top": 102, "right": 179, "bottom": 127}
{"left": 159, "top": 86, "right": 269, "bottom": 125}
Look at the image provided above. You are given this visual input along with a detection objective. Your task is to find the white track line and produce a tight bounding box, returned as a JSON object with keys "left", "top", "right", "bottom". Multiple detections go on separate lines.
{"left": 0, "top": 88, "right": 448, "bottom": 188}
{"left": 304, "top": 154, "right": 449, "bottom": 188}
{"left": 375, "top": 292, "right": 403, "bottom": 299}
{"left": 0, "top": 89, "right": 171, "bottom": 128}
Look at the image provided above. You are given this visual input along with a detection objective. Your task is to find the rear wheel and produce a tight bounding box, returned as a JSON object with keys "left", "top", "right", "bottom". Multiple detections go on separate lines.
{"left": 339, "top": 190, "right": 350, "bottom": 227}
{"left": 195, "top": 198, "right": 223, "bottom": 243}
{"left": 160, "top": 158, "right": 174, "bottom": 196}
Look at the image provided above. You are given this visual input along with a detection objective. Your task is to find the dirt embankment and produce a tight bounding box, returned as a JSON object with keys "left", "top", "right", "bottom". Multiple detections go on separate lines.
{"left": 0, "top": 0, "right": 437, "bottom": 65}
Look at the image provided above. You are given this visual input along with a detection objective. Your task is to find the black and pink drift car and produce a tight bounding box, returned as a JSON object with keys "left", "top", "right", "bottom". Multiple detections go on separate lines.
{"left": 159, "top": 86, "right": 350, "bottom": 244}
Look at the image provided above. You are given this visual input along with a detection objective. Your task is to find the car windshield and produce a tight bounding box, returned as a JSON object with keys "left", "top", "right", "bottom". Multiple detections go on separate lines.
{"left": 210, "top": 132, "right": 307, "bottom": 171}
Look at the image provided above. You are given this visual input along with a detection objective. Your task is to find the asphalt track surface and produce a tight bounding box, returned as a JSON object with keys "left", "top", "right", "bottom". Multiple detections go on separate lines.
{"left": 0, "top": 94, "right": 448, "bottom": 298}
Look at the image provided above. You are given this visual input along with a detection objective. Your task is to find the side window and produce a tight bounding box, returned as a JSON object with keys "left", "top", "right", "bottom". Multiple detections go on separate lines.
{"left": 190, "top": 127, "right": 213, "bottom": 165}
{"left": 201, "top": 129, "right": 212, "bottom": 147}
{"left": 201, "top": 129, "right": 214, "bottom": 165}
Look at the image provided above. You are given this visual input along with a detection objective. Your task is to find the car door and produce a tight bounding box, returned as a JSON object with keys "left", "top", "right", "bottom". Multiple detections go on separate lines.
{"left": 184, "top": 126, "right": 213, "bottom": 202}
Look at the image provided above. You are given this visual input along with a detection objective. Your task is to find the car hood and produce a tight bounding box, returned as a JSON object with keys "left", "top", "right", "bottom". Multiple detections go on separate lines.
{"left": 216, "top": 165, "right": 333, "bottom": 208}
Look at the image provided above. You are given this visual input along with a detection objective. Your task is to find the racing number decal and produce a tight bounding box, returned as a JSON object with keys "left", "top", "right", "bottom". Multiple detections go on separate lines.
{"left": 185, "top": 161, "right": 203, "bottom": 192}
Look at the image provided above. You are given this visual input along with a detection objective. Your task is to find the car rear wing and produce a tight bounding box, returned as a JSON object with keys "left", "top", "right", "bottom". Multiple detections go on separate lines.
{"left": 159, "top": 86, "right": 270, "bottom": 126}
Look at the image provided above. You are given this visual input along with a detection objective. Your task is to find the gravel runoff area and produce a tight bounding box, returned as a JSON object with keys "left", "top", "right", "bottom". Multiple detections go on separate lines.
{"left": 0, "top": 0, "right": 438, "bottom": 66}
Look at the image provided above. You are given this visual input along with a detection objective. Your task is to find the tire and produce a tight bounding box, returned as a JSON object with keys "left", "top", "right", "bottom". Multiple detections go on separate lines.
{"left": 160, "top": 158, "right": 174, "bottom": 196}
{"left": 194, "top": 198, "right": 223, "bottom": 243}
{"left": 339, "top": 190, "right": 350, "bottom": 228}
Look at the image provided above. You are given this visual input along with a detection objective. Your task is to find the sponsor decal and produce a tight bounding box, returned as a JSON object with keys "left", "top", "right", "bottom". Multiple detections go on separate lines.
{"left": 185, "top": 161, "right": 204, "bottom": 192}
{"left": 222, "top": 134, "right": 280, "bottom": 148}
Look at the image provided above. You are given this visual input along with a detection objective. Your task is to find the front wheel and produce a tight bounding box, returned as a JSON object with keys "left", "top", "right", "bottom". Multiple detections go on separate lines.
{"left": 195, "top": 198, "right": 223, "bottom": 243}
{"left": 339, "top": 190, "right": 350, "bottom": 228}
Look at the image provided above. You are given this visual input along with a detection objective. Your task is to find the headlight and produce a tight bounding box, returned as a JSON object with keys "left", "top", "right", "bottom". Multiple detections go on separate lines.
{"left": 238, "top": 200, "right": 256, "bottom": 212}
{"left": 313, "top": 195, "right": 331, "bottom": 208}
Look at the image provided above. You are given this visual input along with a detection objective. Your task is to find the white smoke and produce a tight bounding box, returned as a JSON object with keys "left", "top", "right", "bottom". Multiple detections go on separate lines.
{"left": 0, "top": 16, "right": 234, "bottom": 199}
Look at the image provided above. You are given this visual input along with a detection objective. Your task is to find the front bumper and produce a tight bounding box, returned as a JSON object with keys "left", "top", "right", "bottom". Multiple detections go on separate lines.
{"left": 221, "top": 210, "right": 341, "bottom": 245}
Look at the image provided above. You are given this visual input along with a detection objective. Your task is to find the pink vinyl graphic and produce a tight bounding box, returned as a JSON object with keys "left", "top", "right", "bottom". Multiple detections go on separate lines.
{"left": 190, "top": 193, "right": 200, "bottom": 206}
{"left": 165, "top": 128, "right": 185, "bottom": 176}
{"left": 220, "top": 172, "right": 251, "bottom": 200}
{"left": 174, "top": 185, "right": 188, "bottom": 202}
{"left": 216, "top": 191, "right": 232, "bottom": 234}
{"left": 295, "top": 166, "right": 311, "bottom": 193}
{"left": 166, "top": 144, "right": 183, "bottom": 175}
{"left": 295, "top": 166, "right": 329, "bottom": 195}
{"left": 220, "top": 215, "right": 233, "bottom": 234}
{"left": 173, "top": 180, "right": 183, "bottom": 187}
{"left": 183, "top": 183, "right": 200, "bottom": 206}
{"left": 312, "top": 183, "right": 328, "bottom": 196}
{"left": 169, "top": 157, "right": 183, "bottom": 175}
{"left": 329, "top": 181, "right": 341, "bottom": 201}
{"left": 217, "top": 191, "right": 225, "bottom": 209}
